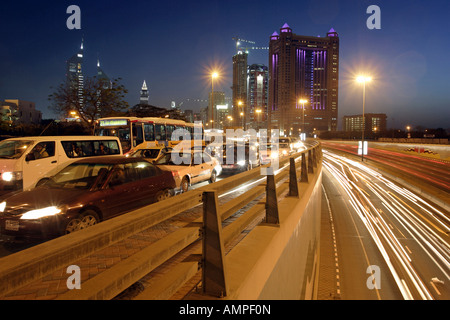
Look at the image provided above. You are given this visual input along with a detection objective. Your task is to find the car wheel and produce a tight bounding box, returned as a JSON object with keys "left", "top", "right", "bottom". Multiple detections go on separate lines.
{"left": 209, "top": 170, "right": 217, "bottom": 183}
{"left": 180, "top": 176, "right": 189, "bottom": 193}
{"left": 156, "top": 189, "right": 171, "bottom": 201}
{"left": 64, "top": 210, "right": 100, "bottom": 235}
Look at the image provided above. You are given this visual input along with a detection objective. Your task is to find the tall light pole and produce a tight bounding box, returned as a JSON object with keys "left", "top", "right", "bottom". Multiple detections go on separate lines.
{"left": 211, "top": 72, "right": 218, "bottom": 129}
{"left": 356, "top": 75, "right": 372, "bottom": 162}
{"left": 299, "top": 99, "right": 308, "bottom": 140}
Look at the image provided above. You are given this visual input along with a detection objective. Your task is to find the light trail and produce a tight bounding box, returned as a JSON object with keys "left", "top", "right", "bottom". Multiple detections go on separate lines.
{"left": 323, "top": 149, "right": 450, "bottom": 300}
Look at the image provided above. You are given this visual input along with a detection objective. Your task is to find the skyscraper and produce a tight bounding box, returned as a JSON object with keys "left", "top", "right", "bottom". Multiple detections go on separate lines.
{"left": 269, "top": 24, "right": 339, "bottom": 135}
{"left": 232, "top": 51, "right": 248, "bottom": 127}
{"left": 140, "top": 80, "right": 149, "bottom": 104}
{"left": 247, "top": 64, "right": 268, "bottom": 129}
{"left": 66, "top": 39, "right": 84, "bottom": 106}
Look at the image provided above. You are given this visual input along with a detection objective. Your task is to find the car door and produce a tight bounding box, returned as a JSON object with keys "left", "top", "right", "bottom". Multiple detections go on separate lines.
{"left": 100, "top": 164, "right": 142, "bottom": 218}
{"left": 22, "top": 141, "right": 58, "bottom": 189}
{"left": 201, "top": 152, "right": 215, "bottom": 181}
{"left": 190, "top": 152, "right": 204, "bottom": 184}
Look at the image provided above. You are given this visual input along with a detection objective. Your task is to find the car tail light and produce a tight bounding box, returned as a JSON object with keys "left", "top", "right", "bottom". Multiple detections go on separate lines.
{"left": 172, "top": 171, "right": 179, "bottom": 177}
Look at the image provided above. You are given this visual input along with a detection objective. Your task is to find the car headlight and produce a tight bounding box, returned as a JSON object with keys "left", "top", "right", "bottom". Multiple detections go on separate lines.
{"left": 2, "top": 171, "right": 22, "bottom": 182}
{"left": 20, "top": 206, "right": 62, "bottom": 220}
{"left": 237, "top": 160, "right": 246, "bottom": 166}
{"left": 0, "top": 201, "right": 6, "bottom": 212}
{"left": 282, "top": 150, "right": 288, "bottom": 155}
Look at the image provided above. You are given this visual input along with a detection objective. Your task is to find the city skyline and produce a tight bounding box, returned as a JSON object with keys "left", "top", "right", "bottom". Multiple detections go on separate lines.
{"left": 0, "top": 0, "right": 449, "bottom": 130}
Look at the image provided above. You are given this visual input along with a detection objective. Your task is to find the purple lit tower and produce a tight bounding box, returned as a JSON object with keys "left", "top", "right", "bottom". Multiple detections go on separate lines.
{"left": 268, "top": 24, "right": 339, "bottom": 135}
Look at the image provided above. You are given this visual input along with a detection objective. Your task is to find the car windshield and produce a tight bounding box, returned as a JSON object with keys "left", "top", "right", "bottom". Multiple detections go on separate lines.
{"left": 0, "top": 140, "right": 34, "bottom": 159}
{"left": 46, "top": 163, "right": 113, "bottom": 189}
{"left": 155, "top": 152, "right": 191, "bottom": 166}
{"left": 131, "top": 149, "right": 161, "bottom": 159}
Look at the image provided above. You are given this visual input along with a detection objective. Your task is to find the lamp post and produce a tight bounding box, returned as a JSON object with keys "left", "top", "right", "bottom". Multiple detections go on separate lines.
{"left": 299, "top": 99, "right": 308, "bottom": 140}
{"left": 211, "top": 72, "right": 218, "bottom": 129}
{"left": 356, "top": 75, "right": 372, "bottom": 162}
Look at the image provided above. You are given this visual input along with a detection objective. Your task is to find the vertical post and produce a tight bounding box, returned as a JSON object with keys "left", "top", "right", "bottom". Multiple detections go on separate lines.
{"left": 289, "top": 157, "right": 299, "bottom": 197}
{"left": 202, "top": 191, "right": 227, "bottom": 297}
{"left": 308, "top": 149, "right": 314, "bottom": 174}
{"left": 265, "top": 172, "right": 279, "bottom": 224}
{"left": 301, "top": 152, "right": 308, "bottom": 182}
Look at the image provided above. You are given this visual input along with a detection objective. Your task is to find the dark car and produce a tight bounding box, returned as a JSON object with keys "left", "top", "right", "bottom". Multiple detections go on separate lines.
{"left": 218, "top": 142, "right": 260, "bottom": 174}
{"left": 0, "top": 156, "right": 176, "bottom": 239}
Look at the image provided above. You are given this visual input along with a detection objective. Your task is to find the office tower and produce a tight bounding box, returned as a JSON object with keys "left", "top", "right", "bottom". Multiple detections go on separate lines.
{"left": 232, "top": 51, "right": 248, "bottom": 127}
{"left": 97, "top": 59, "right": 111, "bottom": 89}
{"left": 140, "top": 80, "right": 149, "bottom": 104}
{"left": 269, "top": 24, "right": 339, "bottom": 136}
{"left": 66, "top": 39, "right": 84, "bottom": 106}
{"left": 247, "top": 64, "right": 268, "bottom": 129}
{"left": 208, "top": 91, "right": 225, "bottom": 128}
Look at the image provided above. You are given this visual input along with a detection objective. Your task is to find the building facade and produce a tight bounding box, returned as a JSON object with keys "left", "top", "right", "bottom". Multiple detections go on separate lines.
{"left": 247, "top": 64, "right": 268, "bottom": 130}
{"left": 343, "top": 113, "right": 387, "bottom": 133}
{"left": 232, "top": 51, "right": 248, "bottom": 127}
{"left": 66, "top": 40, "right": 84, "bottom": 107}
{"left": 1, "top": 100, "right": 42, "bottom": 124}
{"left": 268, "top": 24, "right": 339, "bottom": 136}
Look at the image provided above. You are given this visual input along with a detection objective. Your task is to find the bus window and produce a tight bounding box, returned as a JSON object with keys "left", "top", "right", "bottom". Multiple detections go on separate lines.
{"left": 155, "top": 124, "right": 166, "bottom": 141}
{"left": 166, "top": 125, "right": 175, "bottom": 141}
{"left": 144, "top": 123, "right": 155, "bottom": 141}
{"left": 132, "top": 123, "right": 144, "bottom": 147}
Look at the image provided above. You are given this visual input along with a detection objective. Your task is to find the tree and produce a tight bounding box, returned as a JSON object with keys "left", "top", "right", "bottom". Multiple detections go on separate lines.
{"left": 48, "top": 76, "right": 129, "bottom": 132}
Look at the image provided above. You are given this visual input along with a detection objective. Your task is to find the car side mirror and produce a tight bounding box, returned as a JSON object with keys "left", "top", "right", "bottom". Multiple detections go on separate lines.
{"left": 26, "top": 153, "right": 35, "bottom": 162}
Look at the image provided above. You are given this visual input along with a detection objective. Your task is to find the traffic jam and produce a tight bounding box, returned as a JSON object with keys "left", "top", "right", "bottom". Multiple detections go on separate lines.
{"left": 0, "top": 118, "right": 306, "bottom": 240}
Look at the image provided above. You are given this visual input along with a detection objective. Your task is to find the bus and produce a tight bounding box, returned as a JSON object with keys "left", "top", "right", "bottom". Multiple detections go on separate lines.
{"left": 94, "top": 117, "right": 204, "bottom": 154}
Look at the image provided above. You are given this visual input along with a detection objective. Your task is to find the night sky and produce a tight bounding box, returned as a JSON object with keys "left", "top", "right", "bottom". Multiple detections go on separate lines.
{"left": 1, "top": 0, "right": 449, "bottom": 129}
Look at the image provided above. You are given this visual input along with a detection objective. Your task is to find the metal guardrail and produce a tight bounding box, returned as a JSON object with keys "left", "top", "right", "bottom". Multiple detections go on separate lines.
{"left": 0, "top": 140, "right": 322, "bottom": 300}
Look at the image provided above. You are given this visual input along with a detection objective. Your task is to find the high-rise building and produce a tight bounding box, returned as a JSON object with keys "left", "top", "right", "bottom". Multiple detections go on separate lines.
{"left": 66, "top": 39, "right": 84, "bottom": 106}
{"left": 97, "top": 59, "right": 111, "bottom": 89}
{"left": 208, "top": 91, "right": 225, "bottom": 128}
{"left": 232, "top": 51, "right": 248, "bottom": 127}
{"left": 140, "top": 80, "right": 149, "bottom": 104}
{"left": 247, "top": 64, "right": 268, "bottom": 129}
{"left": 269, "top": 24, "right": 339, "bottom": 136}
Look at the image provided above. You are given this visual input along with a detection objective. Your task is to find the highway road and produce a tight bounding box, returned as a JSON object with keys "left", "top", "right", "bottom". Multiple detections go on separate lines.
{"left": 322, "top": 149, "right": 450, "bottom": 300}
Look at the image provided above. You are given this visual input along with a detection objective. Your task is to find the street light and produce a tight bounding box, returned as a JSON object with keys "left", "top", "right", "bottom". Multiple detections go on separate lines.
{"left": 356, "top": 75, "right": 372, "bottom": 161}
{"left": 299, "top": 99, "right": 308, "bottom": 140}
{"left": 211, "top": 72, "right": 219, "bottom": 129}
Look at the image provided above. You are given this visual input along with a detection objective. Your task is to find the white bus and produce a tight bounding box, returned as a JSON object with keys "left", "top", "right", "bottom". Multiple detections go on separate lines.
{"left": 93, "top": 117, "right": 204, "bottom": 154}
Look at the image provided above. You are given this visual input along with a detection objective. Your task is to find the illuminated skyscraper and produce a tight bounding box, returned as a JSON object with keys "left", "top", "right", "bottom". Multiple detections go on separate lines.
{"left": 269, "top": 24, "right": 339, "bottom": 135}
{"left": 66, "top": 39, "right": 84, "bottom": 106}
{"left": 232, "top": 51, "right": 248, "bottom": 127}
{"left": 247, "top": 64, "right": 268, "bottom": 129}
{"left": 140, "top": 80, "right": 149, "bottom": 104}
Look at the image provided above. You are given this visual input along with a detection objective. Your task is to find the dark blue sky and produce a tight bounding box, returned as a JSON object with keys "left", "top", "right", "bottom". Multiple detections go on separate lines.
{"left": 1, "top": 0, "right": 449, "bottom": 129}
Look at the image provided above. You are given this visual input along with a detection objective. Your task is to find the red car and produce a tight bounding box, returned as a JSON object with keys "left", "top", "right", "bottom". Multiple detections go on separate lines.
{"left": 0, "top": 156, "right": 176, "bottom": 239}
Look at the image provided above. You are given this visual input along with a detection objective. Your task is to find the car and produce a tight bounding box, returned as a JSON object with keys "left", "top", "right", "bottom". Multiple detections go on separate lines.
{"left": 154, "top": 150, "right": 222, "bottom": 193}
{"left": 218, "top": 142, "right": 260, "bottom": 174}
{"left": 0, "top": 156, "right": 176, "bottom": 239}
{"left": 129, "top": 146, "right": 172, "bottom": 162}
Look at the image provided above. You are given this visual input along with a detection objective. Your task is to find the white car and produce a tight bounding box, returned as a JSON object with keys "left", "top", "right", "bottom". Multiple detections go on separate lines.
{"left": 154, "top": 150, "right": 222, "bottom": 193}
